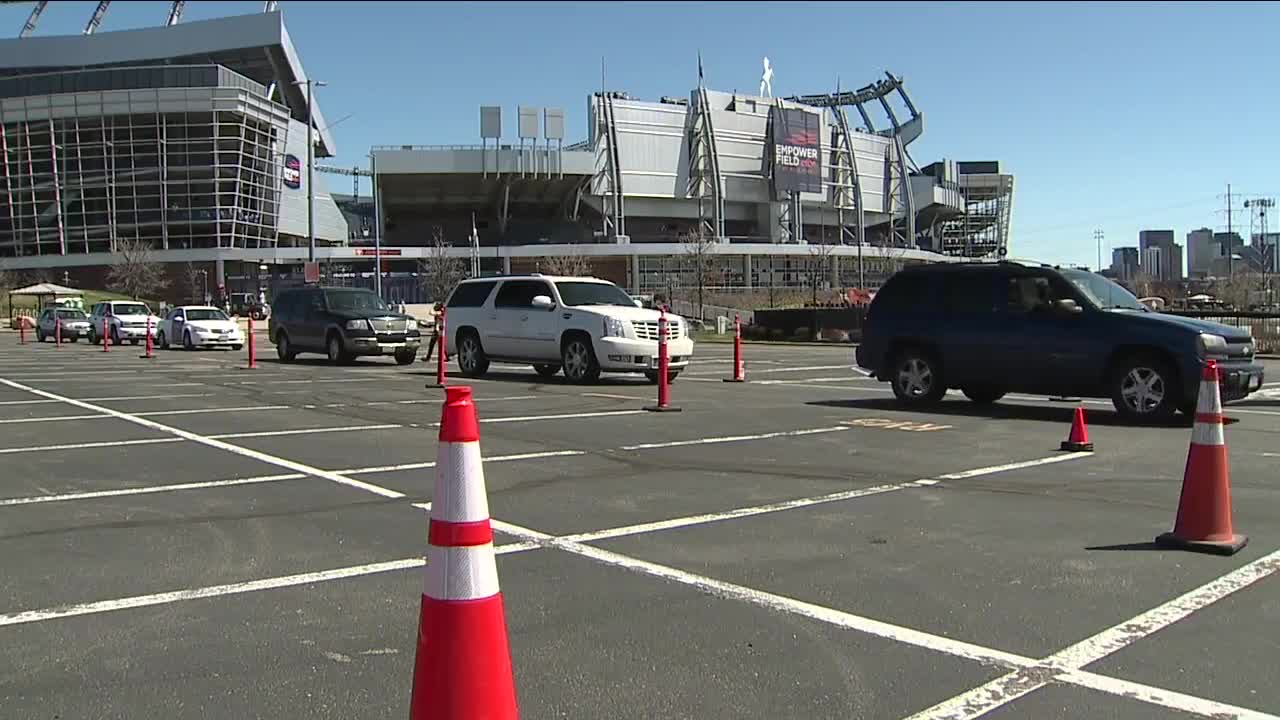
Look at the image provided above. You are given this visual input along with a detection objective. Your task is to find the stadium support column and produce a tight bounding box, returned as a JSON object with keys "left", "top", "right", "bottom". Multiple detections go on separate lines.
{"left": 743, "top": 255, "right": 752, "bottom": 289}
{"left": 306, "top": 80, "right": 315, "bottom": 263}
{"left": 372, "top": 152, "right": 382, "bottom": 298}
{"left": 631, "top": 252, "right": 640, "bottom": 295}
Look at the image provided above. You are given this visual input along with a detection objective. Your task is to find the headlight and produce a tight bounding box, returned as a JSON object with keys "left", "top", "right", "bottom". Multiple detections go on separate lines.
{"left": 1197, "top": 333, "right": 1228, "bottom": 358}
{"left": 603, "top": 317, "right": 629, "bottom": 338}
{"left": 345, "top": 319, "right": 371, "bottom": 331}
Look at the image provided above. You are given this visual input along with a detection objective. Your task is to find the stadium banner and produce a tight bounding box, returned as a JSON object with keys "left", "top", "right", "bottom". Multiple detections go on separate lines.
{"left": 767, "top": 106, "right": 822, "bottom": 196}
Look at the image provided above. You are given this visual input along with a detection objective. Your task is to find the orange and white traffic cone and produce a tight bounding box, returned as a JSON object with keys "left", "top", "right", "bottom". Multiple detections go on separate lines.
{"left": 1060, "top": 407, "right": 1093, "bottom": 452}
{"left": 410, "top": 385, "right": 519, "bottom": 720}
{"left": 1155, "top": 360, "right": 1247, "bottom": 556}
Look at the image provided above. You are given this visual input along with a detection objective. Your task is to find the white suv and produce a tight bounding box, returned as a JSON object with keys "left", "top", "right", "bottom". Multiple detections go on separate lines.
{"left": 88, "top": 300, "right": 162, "bottom": 346}
{"left": 443, "top": 275, "right": 695, "bottom": 384}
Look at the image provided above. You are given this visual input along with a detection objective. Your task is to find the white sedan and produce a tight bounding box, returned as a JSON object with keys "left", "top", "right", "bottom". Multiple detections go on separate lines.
{"left": 157, "top": 306, "right": 244, "bottom": 350}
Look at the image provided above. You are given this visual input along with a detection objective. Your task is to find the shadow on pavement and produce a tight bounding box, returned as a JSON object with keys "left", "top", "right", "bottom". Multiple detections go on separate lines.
{"left": 405, "top": 369, "right": 653, "bottom": 388}
{"left": 805, "top": 397, "right": 1189, "bottom": 428}
{"left": 1085, "top": 542, "right": 1165, "bottom": 552}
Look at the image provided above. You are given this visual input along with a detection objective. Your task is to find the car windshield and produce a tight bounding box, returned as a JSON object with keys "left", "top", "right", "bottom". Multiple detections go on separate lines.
{"left": 185, "top": 309, "right": 229, "bottom": 322}
{"left": 55, "top": 309, "right": 88, "bottom": 320}
{"left": 113, "top": 302, "right": 151, "bottom": 316}
{"left": 324, "top": 289, "right": 390, "bottom": 313}
{"left": 555, "top": 281, "right": 636, "bottom": 307}
{"left": 1059, "top": 269, "right": 1147, "bottom": 311}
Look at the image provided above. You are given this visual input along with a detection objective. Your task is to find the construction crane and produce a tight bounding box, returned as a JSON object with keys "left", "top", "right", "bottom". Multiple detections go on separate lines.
{"left": 19, "top": 0, "right": 48, "bottom": 38}
{"left": 83, "top": 0, "right": 111, "bottom": 35}
{"left": 166, "top": 0, "right": 186, "bottom": 26}
{"left": 316, "top": 164, "right": 371, "bottom": 205}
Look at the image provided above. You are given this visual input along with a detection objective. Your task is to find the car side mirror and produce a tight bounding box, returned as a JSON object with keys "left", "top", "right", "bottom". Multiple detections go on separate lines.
{"left": 633, "top": 298, "right": 643, "bottom": 308}
{"left": 532, "top": 295, "right": 555, "bottom": 310}
{"left": 1052, "top": 298, "right": 1083, "bottom": 315}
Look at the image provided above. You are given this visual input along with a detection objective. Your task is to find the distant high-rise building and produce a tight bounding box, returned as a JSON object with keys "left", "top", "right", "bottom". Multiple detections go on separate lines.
{"left": 1141, "top": 247, "right": 1164, "bottom": 282}
{"left": 1138, "top": 229, "right": 1181, "bottom": 280}
{"left": 1254, "top": 232, "right": 1280, "bottom": 272}
{"left": 1111, "top": 247, "right": 1140, "bottom": 281}
{"left": 1186, "top": 228, "right": 1218, "bottom": 278}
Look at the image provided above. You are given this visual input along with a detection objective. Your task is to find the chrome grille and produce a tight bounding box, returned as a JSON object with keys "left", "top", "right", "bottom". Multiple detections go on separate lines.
{"left": 371, "top": 317, "right": 409, "bottom": 333}
{"left": 634, "top": 320, "right": 679, "bottom": 341}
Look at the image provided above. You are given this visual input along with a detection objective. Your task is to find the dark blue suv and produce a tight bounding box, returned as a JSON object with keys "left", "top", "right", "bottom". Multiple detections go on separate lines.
{"left": 855, "top": 261, "right": 1265, "bottom": 422}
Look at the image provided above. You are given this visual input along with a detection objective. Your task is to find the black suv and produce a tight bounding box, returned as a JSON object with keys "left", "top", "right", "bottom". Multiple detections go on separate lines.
{"left": 855, "top": 261, "right": 1265, "bottom": 422}
{"left": 267, "top": 286, "right": 420, "bottom": 365}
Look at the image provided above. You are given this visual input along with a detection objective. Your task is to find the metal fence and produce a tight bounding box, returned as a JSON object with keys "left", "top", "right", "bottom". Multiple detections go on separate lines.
{"left": 1164, "top": 311, "right": 1280, "bottom": 354}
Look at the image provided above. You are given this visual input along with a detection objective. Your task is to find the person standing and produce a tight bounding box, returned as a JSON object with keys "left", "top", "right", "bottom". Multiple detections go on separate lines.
{"left": 421, "top": 301, "right": 444, "bottom": 362}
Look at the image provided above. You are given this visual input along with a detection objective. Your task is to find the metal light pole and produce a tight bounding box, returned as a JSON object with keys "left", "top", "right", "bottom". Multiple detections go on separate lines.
{"left": 370, "top": 151, "right": 382, "bottom": 299}
{"left": 293, "top": 79, "right": 327, "bottom": 263}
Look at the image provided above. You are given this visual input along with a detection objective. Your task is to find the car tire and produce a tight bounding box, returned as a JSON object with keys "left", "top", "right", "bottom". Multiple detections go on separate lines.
{"left": 183, "top": 331, "right": 195, "bottom": 351}
{"left": 129, "top": 338, "right": 139, "bottom": 346}
{"left": 534, "top": 364, "right": 560, "bottom": 379}
{"left": 68, "top": 337, "right": 77, "bottom": 343}
{"left": 88, "top": 327, "right": 98, "bottom": 344}
{"left": 394, "top": 349, "right": 417, "bottom": 365}
{"left": 889, "top": 347, "right": 947, "bottom": 405}
{"left": 36, "top": 329, "right": 46, "bottom": 342}
{"left": 276, "top": 332, "right": 297, "bottom": 362}
{"left": 456, "top": 331, "right": 490, "bottom": 378}
{"left": 962, "top": 387, "right": 1006, "bottom": 405}
{"left": 111, "top": 327, "right": 122, "bottom": 346}
{"left": 327, "top": 333, "right": 352, "bottom": 365}
{"left": 1110, "top": 354, "right": 1179, "bottom": 423}
{"left": 158, "top": 331, "right": 168, "bottom": 349}
{"left": 561, "top": 336, "right": 601, "bottom": 384}
{"left": 643, "top": 370, "right": 679, "bottom": 384}
{"left": 232, "top": 344, "right": 243, "bottom": 352}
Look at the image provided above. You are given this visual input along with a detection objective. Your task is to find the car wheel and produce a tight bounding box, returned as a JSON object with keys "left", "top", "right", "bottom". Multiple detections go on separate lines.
{"left": 534, "top": 363, "right": 560, "bottom": 379}
{"left": 68, "top": 337, "right": 77, "bottom": 343}
{"left": 1110, "top": 355, "right": 1179, "bottom": 423}
{"left": 394, "top": 349, "right": 417, "bottom": 365}
{"left": 183, "top": 331, "right": 195, "bottom": 351}
{"left": 37, "top": 329, "right": 46, "bottom": 342}
{"left": 561, "top": 336, "right": 601, "bottom": 384}
{"left": 276, "top": 332, "right": 297, "bottom": 362}
{"left": 232, "top": 344, "right": 243, "bottom": 352}
{"left": 456, "top": 332, "right": 490, "bottom": 378}
{"left": 88, "top": 327, "right": 98, "bottom": 344}
{"left": 111, "top": 327, "right": 122, "bottom": 346}
{"left": 326, "top": 333, "right": 351, "bottom": 365}
{"left": 889, "top": 348, "right": 946, "bottom": 405}
{"left": 643, "top": 370, "right": 679, "bottom": 384}
{"left": 962, "top": 387, "right": 1006, "bottom": 405}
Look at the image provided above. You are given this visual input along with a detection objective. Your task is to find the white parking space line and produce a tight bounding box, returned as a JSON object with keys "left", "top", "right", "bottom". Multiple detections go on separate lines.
{"left": 338, "top": 449, "right": 587, "bottom": 476}
{"left": 0, "top": 544, "right": 546, "bottom": 629}
{"left": 495, "top": 517, "right": 1038, "bottom": 670}
{"left": 209, "top": 424, "right": 403, "bottom": 440}
{"left": 685, "top": 364, "right": 854, "bottom": 377}
{"left": 0, "top": 377, "right": 407, "bottom": 500}
{"left": 0, "top": 413, "right": 105, "bottom": 424}
{"left": 470, "top": 409, "right": 645, "bottom": 425}
{"left": 0, "top": 437, "right": 183, "bottom": 455}
{"left": 0, "top": 473, "right": 306, "bottom": 507}
{"left": 0, "top": 405, "right": 291, "bottom": 425}
{"left": 581, "top": 392, "right": 648, "bottom": 401}
{"left": 620, "top": 426, "right": 849, "bottom": 451}
{"left": 1059, "top": 669, "right": 1280, "bottom": 720}
{"left": 903, "top": 547, "right": 1280, "bottom": 720}
{"left": 935, "top": 452, "right": 1094, "bottom": 480}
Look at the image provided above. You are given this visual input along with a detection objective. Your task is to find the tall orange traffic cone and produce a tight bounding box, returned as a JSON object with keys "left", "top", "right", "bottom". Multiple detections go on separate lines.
{"left": 1155, "top": 360, "right": 1247, "bottom": 556}
{"left": 1060, "top": 407, "right": 1094, "bottom": 452}
{"left": 410, "top": 385, "right": 519, "bottom": 719}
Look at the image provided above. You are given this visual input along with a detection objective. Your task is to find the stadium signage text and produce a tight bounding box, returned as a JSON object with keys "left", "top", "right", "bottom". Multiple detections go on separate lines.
{"left": 767, "top": 106, "right": 823, "bottom": 195}
{"left": 283, "top": 154, "right": 302, "bottom": 189}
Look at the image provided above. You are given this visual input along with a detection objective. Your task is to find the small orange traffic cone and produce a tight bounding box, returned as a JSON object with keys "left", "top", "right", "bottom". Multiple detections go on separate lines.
{"left": 1155, "top": 360, "right": 1247, "bottom": 556}
{"left": 1060, "top": 407, "right": 1093, "bottom": 452}
{"left": 410, "top": 385, "right": 519, "bottom": 719}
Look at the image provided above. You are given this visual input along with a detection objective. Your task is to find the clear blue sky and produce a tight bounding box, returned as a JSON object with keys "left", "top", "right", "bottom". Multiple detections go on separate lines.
{"left": 6, "top": 1, "right": 1278, "bottom": 268}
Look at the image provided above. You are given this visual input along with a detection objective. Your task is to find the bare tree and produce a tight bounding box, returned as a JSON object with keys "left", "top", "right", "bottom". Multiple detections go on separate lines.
{"left": 418, "top": 225, "right": 466, "bottom": 303}
{"left": 806, "top": 241, "right": 837, "bottom": 306}
{"left": 183, "top": 262, "right": 204, "bottom": 304}
{"left": 542, "top": 246, "right": 594, "bottom": 277}
{"left": 107, "top": 237, "right": 170, "bottom": 300}
{"left": 1214, "top": 272, "right": 1267, "bottom": 310}
{"left": 680, "top": 227, "right": 718, "bottom": 320}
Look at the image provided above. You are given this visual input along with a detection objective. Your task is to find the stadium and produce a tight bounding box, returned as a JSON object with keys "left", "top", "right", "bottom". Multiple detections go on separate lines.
{"left": 0, "top": 5, "right": 1015, "bottom": 307}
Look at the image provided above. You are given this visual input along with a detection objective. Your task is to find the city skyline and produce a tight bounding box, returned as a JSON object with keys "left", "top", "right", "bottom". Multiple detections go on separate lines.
{"left": 2, "top": 1, "right": 1277, "bottom": 268}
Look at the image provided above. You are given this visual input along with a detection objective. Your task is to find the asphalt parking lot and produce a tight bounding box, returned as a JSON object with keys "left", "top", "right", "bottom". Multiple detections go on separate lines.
{"left": 1, "top": 333, "right": 1278, "bottom": 719}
